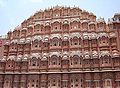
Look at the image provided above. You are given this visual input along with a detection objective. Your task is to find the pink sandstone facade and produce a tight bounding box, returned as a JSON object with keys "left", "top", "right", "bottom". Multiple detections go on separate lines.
{"left": 0, "top": 6, "right": 120, "bottom": 88}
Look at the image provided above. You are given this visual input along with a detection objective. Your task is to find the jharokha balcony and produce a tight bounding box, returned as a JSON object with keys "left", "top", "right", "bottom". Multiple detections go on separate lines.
{"left": 0, "top": 6, "right": 120, "bottom": 88}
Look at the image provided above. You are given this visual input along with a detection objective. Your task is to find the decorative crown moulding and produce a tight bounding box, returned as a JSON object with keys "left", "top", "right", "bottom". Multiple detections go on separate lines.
{"left": 113, "top": 53, "right": 119, "bottom": 57}
{"left": 28, "top": 24, "right": 34, "bottom": 28}
{"left": 31, "top": 53, "right": 40, "bottom": 58}
{"left": 9, "top": 31, "right": 116, "bottom": 45}
{"left": 70, "top": 32, "right": 81, "bottom": 39}
{"left": 7, "top": 55, "right": 16, "bottom": 60}
{"left": 62, "top": 51, "right": 69, "bottom": 59}
{"left": 98, "top": 32, "right": 109, "bottom": 38}
{"left": 63, "top": 34, "right": 69, "bottom": 40}
{"left": 22, "top": 28, "right": 27, "bottom": 31}
{"left": 18, "top": 38, "right": 26, "bottom": 44}
{"left": 62, "top": 55, "right": 68, "bottom": 60}
{"left": 63, "top": 51, "right": 69, "bottom": 55}
{"left": 1, "top": 50, "right": 120, "bottom": 61}
{"left": 26, "top": 37, "right": 32, "bottom": 43}
{"left": 83, "top": 33, "right": 89, "bottom": 40}
{"left": 11, "top": 39, "right": 18, "bottom": 44}
{"left": 21, "top": 54, "right": 29, "bottom": 61}
{"left": 99, "top": 51, "right": 111, "bottom": 57}
{"left": 88, "top": 21, "right": 96, "bottom": 25}
{"left": 112, "top": 50, "right": 119, "bottom": 57}
{"left": 84, "top": 51, "right": 90, "bottom": 59}
{"left": 45, "top": 22, "right": 51, "bottom": 26}
{"left": 1, "top": 56, "right": 7, "bottom": 62}
{"left": 41, "top": 56, "right": 47, "bottom": 61}
{"left": 41, "top": 53, "right": 48, "bottom": 61}
{"left": 50, "top": 52, "right": 61, "bottom": 57}
{"left": 34, "top": 22, "right": 44, "bottom": 26}
{"left": 89, "top": 32, "right": 98, "bottom": 39}
{"left": 16, "top": 55, "right": 23, "bottom": 61}
{"left": 70, "top": 18, "right": 80, "bottom": 22}
{"left": 70, "top": 51, "right": 82, "bottom": 57}
{"left": 32, "top": 35, "right": 42, "bottom": 41}
{"left": 51, "top": 19, "right": 61, "bottom": 24}
{"left": 43, "top": 35, "right": 49, "bottom": 42}
{"left": 50, "top": 34, "right": 62, "bottom": 39}
{"left": 63, "top": 20, "right": 70, "bottom": 24}
{"left": 92, "top": 53, "right": 98, "bottom": 58}
{"left": 81, "top": 20, "right": 89, "bottom": 23}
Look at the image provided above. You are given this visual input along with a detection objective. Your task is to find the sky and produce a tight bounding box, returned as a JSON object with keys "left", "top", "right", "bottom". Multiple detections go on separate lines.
{"left": 0, "top": 0, "right": 120, "bottom": 35}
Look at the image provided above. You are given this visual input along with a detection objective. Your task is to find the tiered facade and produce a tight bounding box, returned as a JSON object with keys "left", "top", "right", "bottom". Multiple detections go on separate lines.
{"left": 0, "top": 6, "right": 120, "bottom": 88}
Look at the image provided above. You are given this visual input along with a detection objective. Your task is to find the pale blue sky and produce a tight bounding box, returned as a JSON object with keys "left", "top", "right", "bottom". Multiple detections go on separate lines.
{"left": 0, "top": 0, "right": 120, "bottom": 35}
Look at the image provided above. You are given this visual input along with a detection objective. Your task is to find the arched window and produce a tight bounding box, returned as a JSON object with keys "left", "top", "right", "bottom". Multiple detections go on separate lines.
{"left": 27, "top": 27, "right": 33, "bottom": 34}
{"left": 73, "top": 56, "right": 79, "bottom": 65}
{"left": 30, "top": 57, "right": 39, "bottom": 67}
{"left": 43, "top": 42, "right": 49, "bottom": 47}
{"left": 21, "top": 29, "right": 26, "bottom": 37}
{"left": 72, "top": 55, "right": 80, "bottom": 65}
{"left": 82, "top": 22, "right": 88, "bottom": 31}
{"left": 52, "top": 21, "right": 60, "bottom": 31}
{"left": 50, "top": 55, "right": 59, "bottom": 65}
{"left": 71, "top": 21, "right": 79, "bottom": 30}
{"left": 52, "top": 58, "right": 57, "bottom": 65}
{"left": 62, "top": 21, "right": 69, "bottom": 31}
{"left": 44, "top": 25, "right": 51, "bottom": 32}
{"left": 99, "top": 36, "right": 109, "bottom": 46}
{"left": 104, "top": 58, "right": 109, "bottom": 64}
{"left": 102, "top": 36, "right": 108, "bottom": 43}
{"left": 39, "top": 40, "right": 42, "bottom": 48}
{"left": 52, "top": 37, "right": 60, "bottom": 46}
{"left": 102, "top": 55, "right": 111, "bottom": 66}
{"left": 63, "top": 24, "right": 69, "bottom": 30}
{"left": 33, "top": 39, "right": 39, "bottom": 48}
{"left": 63, "top": 36, "right": 69, "bottom": 46}
{"left": 110, "top": 37, "right": 116, "bottom": 44}
{"left": 71, "top": 37, "right": 79, "bottom": 46}
{"left": 97, "top": 22, "right": 105, "bottom": 31}
{"left": 53, "top": 9, "right": 60, "bottom": 17}
{"left": 83, "top": 40, "right": 89, "bottom": 46}
{"left": 89, "top": 23, "right": 96, "bottom": 31}
{"left": 34, "top": 24, "right": 43, "bottom": 33}
{"left": 34, "top": 24, "right": 40, "bottom": 30}
{"left": 43, "top": 37, "right": 49, "bottom": 47}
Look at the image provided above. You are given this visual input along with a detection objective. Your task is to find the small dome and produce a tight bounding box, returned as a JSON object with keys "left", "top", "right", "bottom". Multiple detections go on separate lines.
{"left": 97, "top": 17, "right": 105, "bottom": 23}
